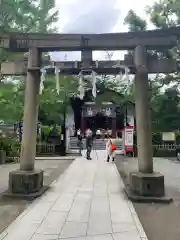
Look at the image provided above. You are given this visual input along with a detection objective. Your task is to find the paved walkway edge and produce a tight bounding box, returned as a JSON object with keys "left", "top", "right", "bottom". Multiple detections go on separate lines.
{"left": 35, "top": 157, "right": 75, "bottom": 160}
{"left": 113, "top": 165, "right": 148, "bottom": 240}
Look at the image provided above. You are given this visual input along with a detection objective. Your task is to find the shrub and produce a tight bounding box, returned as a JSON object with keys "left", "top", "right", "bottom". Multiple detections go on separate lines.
{"left": 0, "top": 136, "right": 20, "bottom": 162}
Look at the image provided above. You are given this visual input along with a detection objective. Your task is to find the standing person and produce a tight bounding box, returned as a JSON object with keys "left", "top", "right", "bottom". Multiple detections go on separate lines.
{"left": 77, "top": 129, "right": 81, "bottom": 137}
{"left": 107, "top": 129, "right": 112, "bottom": 138}
{"left": 85, "top": 128, "right": 93, "bottom": 160}
{"left": 77, "top": 129, "right": 83, "bottom": 155}
{"left": 106, "top": 137, "right": 117, "bottom": 162}
{"left": 96, "top": 129, "right": 101, "bottom": 139}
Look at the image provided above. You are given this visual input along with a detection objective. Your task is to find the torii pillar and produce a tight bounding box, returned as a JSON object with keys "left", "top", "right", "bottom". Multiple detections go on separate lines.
{"left": 129, "top": 45, "right": 165, "bottom": 198}
{"left": 7, "top": 48, "right": 44, "bottom": 197}
{"left": 80, "top": 49, "right": 93, "bottom": 134}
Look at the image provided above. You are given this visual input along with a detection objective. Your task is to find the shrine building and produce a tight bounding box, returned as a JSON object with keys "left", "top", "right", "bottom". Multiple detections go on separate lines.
{"left": 66, "top": 89, "right": 135, "bottom": 138}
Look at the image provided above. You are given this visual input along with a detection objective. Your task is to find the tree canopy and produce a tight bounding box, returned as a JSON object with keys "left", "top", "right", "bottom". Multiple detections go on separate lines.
{"left": 123, "top": 0, "right": 180, "bottom": 132}
{"left": 1, "top": 0, "right": 58, "bottom": 32}
{"left": 0, "top": 75, "right": 79, "bottom": 124}
{"left": 1, "top": 0, "right": 180, "bottom": 133}
{"left": 0, "top": 0, "right": 59, "bottom": 80}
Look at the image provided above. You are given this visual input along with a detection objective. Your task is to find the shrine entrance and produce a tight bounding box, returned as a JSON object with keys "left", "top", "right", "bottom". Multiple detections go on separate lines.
{"left": 86, "top": 113, "right": 112, "bottom": 130}
{"left": 81, "top": 103, "right": 116, "bottom": 137}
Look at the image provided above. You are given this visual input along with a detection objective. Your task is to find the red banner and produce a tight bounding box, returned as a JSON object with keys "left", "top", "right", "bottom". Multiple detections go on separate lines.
{"left": 124, "top": 126, "right": 134, "bottom": 153}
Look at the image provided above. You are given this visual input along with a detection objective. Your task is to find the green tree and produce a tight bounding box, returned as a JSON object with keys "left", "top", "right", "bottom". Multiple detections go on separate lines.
{"left": 152, "top": 88, "right": 180, "bottom": 132}
{"left": 124, "top": 10, "right": 147, "bottom": 31}
{"left": 36, "top": 0, "right": 59, "bottom": 33}
{"left": 0, "top": 80, "right": 24, "bottom": 122}
{"left": 123, "top": 5, "right": 180, "bottom": 132}
{"left": 39, "top": 75, "right": 78, "bottom": 124}
{"left": 0, "top": 75, "right": 79, "bottom": 124}
{"left": 147, "top": 0, "right": 180, "bottom": 28}
{"left": 0, "top": 0, "right": 58, "bottom": 33}
{"left": 0, "top": 0, "right": 59, "bottom": 80}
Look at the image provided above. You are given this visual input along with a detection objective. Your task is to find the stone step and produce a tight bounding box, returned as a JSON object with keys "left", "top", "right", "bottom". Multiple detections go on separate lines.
{"left": 69, "top": 138, "right": 123, "bottom": 150}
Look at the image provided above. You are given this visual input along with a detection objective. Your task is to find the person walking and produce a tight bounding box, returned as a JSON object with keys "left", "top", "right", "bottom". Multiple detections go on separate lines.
{"left": 77, "top": 129, "right": 83, "bottom": 156}
{"left": 85, "top": 128, "right": 93, "bottom": 160}
{"left": 106, "top": 137, "right": 117, "bottom": 162}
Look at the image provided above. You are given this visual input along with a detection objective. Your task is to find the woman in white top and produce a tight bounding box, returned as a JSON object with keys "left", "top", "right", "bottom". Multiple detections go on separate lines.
{"left": 106, "top": 137, "right": 116, "bottom": 162}
{"left": 96, "top": 129, "right": 101, "bottom": 139}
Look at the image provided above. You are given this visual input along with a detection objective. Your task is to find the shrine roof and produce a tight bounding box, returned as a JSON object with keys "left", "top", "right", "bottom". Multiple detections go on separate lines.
{"left": 84, "top": 88, "right": 135, "bottom": 107}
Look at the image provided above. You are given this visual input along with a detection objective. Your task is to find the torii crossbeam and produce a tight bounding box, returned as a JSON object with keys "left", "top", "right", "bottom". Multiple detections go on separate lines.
{"left": 1, "top": 26, "right": 180, "bottom": 51}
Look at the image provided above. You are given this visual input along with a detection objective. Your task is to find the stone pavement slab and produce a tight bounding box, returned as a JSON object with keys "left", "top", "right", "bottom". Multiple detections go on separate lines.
{"left": 116, "top": 156, "right": 180, "bottom": 240}
{"left": 0, "top": 159, "right": 73, "bottom": 236}
{"left": 0, "top": 151, "right": 148, "bottom": 240}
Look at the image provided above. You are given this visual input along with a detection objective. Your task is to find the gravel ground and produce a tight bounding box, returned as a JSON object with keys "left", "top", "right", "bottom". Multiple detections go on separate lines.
{"left": 116, "top": 155, "right": 180, "bottom": 240}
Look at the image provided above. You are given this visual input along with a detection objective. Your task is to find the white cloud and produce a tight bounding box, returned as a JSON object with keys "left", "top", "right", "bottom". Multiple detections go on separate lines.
{"left": 61, "top": 0, "right": 120, "bottom": 33}
{"left": 50, "top": 0, "right": 156, "bottom": 62}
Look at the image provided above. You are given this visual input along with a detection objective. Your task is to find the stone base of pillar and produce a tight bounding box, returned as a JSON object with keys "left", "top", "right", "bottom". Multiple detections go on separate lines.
{"left": 4, "top": 169, "right": 48, "bottom": 200}
{"left": 125, "top": 171, "right": 172, "bottom": 203}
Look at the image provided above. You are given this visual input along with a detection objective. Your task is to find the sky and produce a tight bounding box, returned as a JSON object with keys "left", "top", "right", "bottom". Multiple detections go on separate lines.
{"left": 50, "top": 0, "right": 156, "bottom": 62}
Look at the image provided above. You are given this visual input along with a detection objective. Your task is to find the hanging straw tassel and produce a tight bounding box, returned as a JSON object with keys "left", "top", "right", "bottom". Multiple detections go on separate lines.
{"left": 116, "top": 70, "right": 123, "bottom": 83}
{"left": 78, "top": 71, "right": 85, "bottom": 99}
{"left": 123, "top": 66, "right": 130, "bottom": 83}
{"left": 40, "top": 68, "right": 46, "bottom": 94}
{"left": 55, "top": 66, "right": 60, "bottom": 95}
{"left": 113, "top": 60, "right": 123, "bottom": 83}
{"left": 92, "top": 71, "right": 97, "bottom": 98}
{"left": 123, "top": 67, "right": 130, "bottom": 93}
{"left": 95, "top": 60, "right": 99, "bottom": 68}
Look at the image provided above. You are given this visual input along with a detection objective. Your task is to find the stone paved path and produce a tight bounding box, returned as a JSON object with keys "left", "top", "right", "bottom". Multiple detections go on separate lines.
{"left": 0, "top": 151, "right": 148, "bottom": 240}
{"left": 0, "top": 159, "right": 73, "bottom": 235}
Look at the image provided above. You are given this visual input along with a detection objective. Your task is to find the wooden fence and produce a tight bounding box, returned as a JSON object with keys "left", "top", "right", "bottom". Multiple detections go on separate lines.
{"left": 153, "top": 144, "right": 179, "bottom": 150}
{"left": 36, "top": 143, "right": 56, "bottom": 155}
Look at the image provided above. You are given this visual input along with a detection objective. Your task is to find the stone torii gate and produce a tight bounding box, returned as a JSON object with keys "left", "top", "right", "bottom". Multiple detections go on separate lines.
{"left": 1, "top": 27, "right": 180, "bottom": 200}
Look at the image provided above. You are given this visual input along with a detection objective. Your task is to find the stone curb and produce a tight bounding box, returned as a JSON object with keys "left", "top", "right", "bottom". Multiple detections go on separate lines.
{"left": 125, "top": 187, "right": 173, "bottom": 204}
{"left": 2, "top": 185, "right": 49, "bottom": 201}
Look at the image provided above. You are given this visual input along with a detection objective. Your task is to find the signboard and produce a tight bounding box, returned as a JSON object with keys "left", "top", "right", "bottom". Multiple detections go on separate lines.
{"left": 124, "top": 126, "right": 134, "bottom": 153}
{"left": 83, "top": 107, "right": 115, "bottom": 117}
{"left": 1, "top": 62, "right": 26, "bottom": 75}
{"left": 9, "top": 37, "right": 82, "bottom": 51}
{"left": 0, "top": 38, "right": 10, "bottom": 48}
{"left": 162, "top": 132, "right": 175, "bottom": 141}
